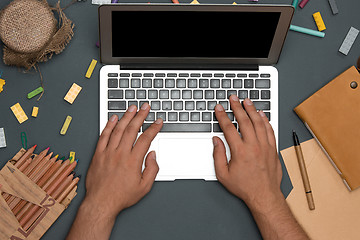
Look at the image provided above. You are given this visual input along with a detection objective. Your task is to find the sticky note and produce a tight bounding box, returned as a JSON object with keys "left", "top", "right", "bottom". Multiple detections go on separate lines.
{"left": 70, "top": 151, "right": 76, "bottom": 163}
{"left": 190, "top": 0, "right": 199, "bottom": 4}
{"left": 85, "top": 59, "right": 97, "bottom": 79}
{"left": 10, "top": 103, "right": 28, "bottom": 124}
{"left": 328, "top": 0, "right": 338, "bottom": 15}
{"left": 0, "top": 79, "right": 5, "bottom": 93}
{"left": 64, "top": 83, "right": 82, "bottom": 104}
{"left": 313, "top": 12, "right": 326, "bottom": 32}
{"left": 32, "top": 106, "right": 39, "bottom": 117}
{"left": 339, "top": 27, "right": 359, "bottom": 56}
{"left": 27, "top": 87, "right": 44, "bottom": 99}
{"left": 60, "top": 115, "right": 72, "bottom": 135}
{"left": 0, "top": 128, "right": 6, "bottom": 148}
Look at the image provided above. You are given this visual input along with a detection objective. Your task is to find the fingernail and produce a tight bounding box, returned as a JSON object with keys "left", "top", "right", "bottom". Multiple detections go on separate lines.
{"left": 259, "top": 111, "right": 266, "bottom": 117}
{"left": 110, "top": 114, "right": 117, "bottom": 122}
{"left": 245, "top": 98, "right": 253, "bottom": 105}
{"left": 128, "top": 105, "right": 136, "bottom": 112}
{"left": 212, "top": 137, "right": 218, "bottom": 146}
{"left": 230, "top": 95, "right": 239, "bottom": 101}
{"left": 155, "top": 118, "right": 163, "bottom": 124}
{"left": 215, "top": 104, "right": 224, "bottom": 111}
{"left": 141, "top": 102, "right": 149, "bottom": 110}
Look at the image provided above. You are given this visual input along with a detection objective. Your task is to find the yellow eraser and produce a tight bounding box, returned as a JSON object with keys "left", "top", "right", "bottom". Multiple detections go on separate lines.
{"left": 190, "top": 0, "right": 199, "bottom": 4}
{"left": 85, "top": 59, "right": 97, "bottom": 79}
{"left": 313, "top": 12, "right": 326, "bottom": 32}
{"left": 60, "top": 115, "right": 72, "bottom": 135}
{"left": 69, "top": 151, "right": 75, "bottom": 163}
{"left": 32, "top": 106, "right": 39, "bottom": 117}
{"left": 64, "top": 83, "right": 82, "bottom": 104}
{"left": 10, "top": 103, "right": 28, "bottom": 124}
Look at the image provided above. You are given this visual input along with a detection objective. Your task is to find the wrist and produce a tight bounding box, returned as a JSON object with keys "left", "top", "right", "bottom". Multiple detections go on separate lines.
{"left": 80, "top": 196, "right": 119, "bottom": 223}
{"left": 245, "top": 190, "right": 286, "bottom": 216}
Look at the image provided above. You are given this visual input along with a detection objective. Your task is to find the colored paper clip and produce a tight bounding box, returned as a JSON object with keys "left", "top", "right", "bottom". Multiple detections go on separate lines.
{"left": 289, "top": 25, "right": 325, "bottom": 38}
{"left": 313, "top": 12, "right": 326, "bottom": 32}
{"left": 60, "top": 115, "right": 72, "bottom": 135}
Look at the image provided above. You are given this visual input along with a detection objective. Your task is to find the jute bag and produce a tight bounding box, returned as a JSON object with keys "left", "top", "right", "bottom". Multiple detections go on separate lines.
{"left": 0, "top": 0, "right": 74, "bottom": 70}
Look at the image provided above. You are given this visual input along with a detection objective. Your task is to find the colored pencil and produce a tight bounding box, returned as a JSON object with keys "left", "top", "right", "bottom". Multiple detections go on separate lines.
{"left": 14, "top": 145, "right": 37, "bottom": 168}
{"left": 56, "top": 177, "right": 79, "bottom": 203}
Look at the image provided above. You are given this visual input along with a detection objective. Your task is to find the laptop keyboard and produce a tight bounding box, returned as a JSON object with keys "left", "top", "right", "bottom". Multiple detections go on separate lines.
{"left": 107, "top": 72, "right": 271, "bottom": 132}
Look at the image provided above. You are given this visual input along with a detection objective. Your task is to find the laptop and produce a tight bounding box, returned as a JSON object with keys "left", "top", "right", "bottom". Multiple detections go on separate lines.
{"left": 99, "top": 4, "right": 294, "bottom": 180}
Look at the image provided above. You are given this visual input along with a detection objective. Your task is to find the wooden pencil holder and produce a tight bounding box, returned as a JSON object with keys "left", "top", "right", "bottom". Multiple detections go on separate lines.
{"left": 0, "top": 149, "right": 77, "bottom": 240}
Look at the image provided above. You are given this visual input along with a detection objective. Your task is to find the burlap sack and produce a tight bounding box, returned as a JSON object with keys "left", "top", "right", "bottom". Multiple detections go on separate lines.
{"left": 0, "top": 0, "right": 74, "bottom": 70}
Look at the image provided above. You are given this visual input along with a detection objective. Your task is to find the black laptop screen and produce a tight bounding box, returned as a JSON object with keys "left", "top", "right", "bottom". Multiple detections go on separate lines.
{"left": 112, "top": 11, "right": 281, "bottom": 58}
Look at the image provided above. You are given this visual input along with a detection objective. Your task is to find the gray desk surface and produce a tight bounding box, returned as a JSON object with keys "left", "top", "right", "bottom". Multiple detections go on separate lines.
{"left": 0, "top": 0, "right": 359, "bottom": 239}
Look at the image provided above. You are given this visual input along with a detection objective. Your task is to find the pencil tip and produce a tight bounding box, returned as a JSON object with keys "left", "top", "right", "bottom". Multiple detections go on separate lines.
{"left": 33, "top": 145, "right": 37, "bottom": 149}
{"left": 55, "top": 154, "right": 59, "bottom": 159}
{"left": 46, "top": 147, "right": 50, "bottom": 151}
{"left": 75, "top": 159, "right": 79, "bottom": 163}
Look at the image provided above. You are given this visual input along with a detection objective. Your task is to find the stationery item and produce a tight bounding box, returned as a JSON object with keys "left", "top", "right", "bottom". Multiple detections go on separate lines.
{"left": 21, "top": 132, "right": 28, "bottom": 149}
{"left": 172, "top": 0, "right": 179, "bottom": 3}
{"left": 0, "top": 148, "right": 78, "bottom": 239}
{"left": 281, "top": 139, "right": 360, "bottom": 240}
{"left": 289, "top": 24, "right": 325, "bottom": 38}
{"left": 190, "top": 0, "right": 199, "bottom": 4}
{"left": 312, "top": 12, "right": 326, "bottom": 31}
{"left": 339, "top": 27, "right": 359, "bottom": 56}
{"left": 14, "top": 145, "right": 37, "bottom": 168}
{"left": 328, "top": 0, "right": 338, "bottom": 15}
{"left": 85, "top": 59, "right": 97, "bottom": 78}
{"left": 0, "top": 78, "right": 5, "bottom": 93}
{"left": 293, "top": 131, "right": 315, "bottom": 210}
{"left": 69, "top": 151, "right": 75, "bottom": 163}
{"left": 294, "top": 66, "right": 360, "bottom": 191}
{"left": 27, "top": 87, "right": 44, "bottom": 99}
{"left": 92, "top": 0, "right": 111, "bottom": 4}
{"left": 292, "top": 0, "right": 298, "bottom": 9}
{"left": 111, "top": 0, "right": 118, "bottom": 2}
{"left": 60, "top": 115, "right": 72, "bottom": 135}
{"left": 10, "top": 103, "right": 28, "bottom": 124}
{"left": 0, "top": 128, "right": 6, "bottom": 148}
{"left": 64, "top": 83, "right": 82, "bottom": 104}
{"left": 32, "top": 107, "right": 39, "bottom": 117}
{"left": 299, "top": 0, "right": 309, "bottom": 8}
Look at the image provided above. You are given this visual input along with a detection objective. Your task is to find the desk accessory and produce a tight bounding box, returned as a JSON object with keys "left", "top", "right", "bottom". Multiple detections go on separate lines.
{"left": 289, "top": 25, "right": 325, "bottom": 38}
{"left": 299, "top": 0, "right": 310, "bottom": 9}
{"left": 0, "top": 128, "right": 6, "bottom": 148}
{"left": 339, "top": 27, "right": 359, "bottom": 56}
{"left": 294, "top": 66, "right": 360, "bottom": 191}
{"left": 10, "top": 103, "right": 29, "bottom": 124}
{"left": 64, "top": 83, "right": 82, "bottom": 104}
{"left": 31, "top": 107, "right": 39, "bottom": 118}
{"left": 328, "top": 0, "right": 339, "bottom": 15}
{"left": 0, "top": 147, "right": 78, "bottom": 240}
{"left": 312, "top": 12, "right": 326, "bottom": 32}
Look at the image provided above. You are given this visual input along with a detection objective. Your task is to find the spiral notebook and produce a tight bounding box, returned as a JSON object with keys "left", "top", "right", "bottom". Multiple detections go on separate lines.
{"left": 294, "top": 66, "right": 360, "bottom": 191}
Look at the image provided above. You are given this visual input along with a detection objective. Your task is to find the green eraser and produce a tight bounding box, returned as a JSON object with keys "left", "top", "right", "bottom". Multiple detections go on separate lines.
{"left": 27, "top": 87, "right": 44, "bottom": 99}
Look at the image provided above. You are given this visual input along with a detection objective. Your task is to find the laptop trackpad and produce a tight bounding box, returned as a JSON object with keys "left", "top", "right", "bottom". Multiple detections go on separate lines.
{"left": 157, "top": 138, "right": 222, "bottom": 178}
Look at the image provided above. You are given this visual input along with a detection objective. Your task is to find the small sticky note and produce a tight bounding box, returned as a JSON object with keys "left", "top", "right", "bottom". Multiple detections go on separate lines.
{"left": 313, "top": 12, "right": 326, "bottom": 32}
{"left": 10, "top": 103, "right": 28, "bottom": 124}
{"left": 190, "top": 0, "right": 199, "bottom": 4}
{"left": 32, "top": 106, "right": 39, "bottom": 117}
{"left": 339, "top": 27, "right": 359, "bottom": 55}
{"left": 70, "top": 151, "right": 76, "bottom": 163}
{"left": 0, "top": 79, "right": 5, "bottom": 93}
{"left": 64, "top": 83, "right": 82, "bottom": 104}
{"left": 85, "top": 59, "right": 97, "bottom": 79}
{"left": 60, "top": 115, "right": 72, "bottom": 135}
{"left": 27, "top": 87, "right": 44, "bottom": 99}
{"left": 0, "top": 128, "right": 6, "bottom": 148}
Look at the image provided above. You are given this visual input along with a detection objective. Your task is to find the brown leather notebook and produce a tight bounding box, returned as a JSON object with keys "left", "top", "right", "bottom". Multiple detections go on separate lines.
{"left": 294, "top": 66, "right": 360, "bottom": 191}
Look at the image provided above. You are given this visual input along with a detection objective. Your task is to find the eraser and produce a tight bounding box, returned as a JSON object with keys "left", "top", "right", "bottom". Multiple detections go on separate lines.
{"left": 70, "top": 151, "right": 76, "bottom": 163}
{"left": 299, "top": 0, "right": 310, "bottom": 8}
{"left": 313, "top": 12, "right": 326, "bottom": 32}
{"left": 64, "top": 83, "right": 82, "bottom": 104}
{"left": 10, "top": 103, "right": 28, "bottom": 124}
{"left": 328, "top": 0, "right": 338, "bottom": 15}
{"left": 27, "top": 87, "right": 44, "bottom": 99}
{"left": 0, "top": 128, "right": 6, "bottom": 148}
{"left": 32, "top": 106, "right": 39, "bottom": 117}
{"left": 60, "top": 115, "right": 72, "bottom": 135}
{"left": 85, "top": 59, "right": 97, "bottom": 79}
{"left": 339, "top": 27, "right": 359, "bottom": 55}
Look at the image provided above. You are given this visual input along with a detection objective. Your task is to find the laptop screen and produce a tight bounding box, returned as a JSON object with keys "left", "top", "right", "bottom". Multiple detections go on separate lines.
{"left": 112, "top": 11, "right": 281, "bottom": 59}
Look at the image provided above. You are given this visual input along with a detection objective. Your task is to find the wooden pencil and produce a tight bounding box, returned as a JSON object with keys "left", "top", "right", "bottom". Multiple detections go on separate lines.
{"left": 14, "top": 145, "right": 37, "bottom": 168}
{"left": 15, "top": 160, "right": 63, "bottom": 218}
{"left": 19, "top": 161, "right": 77, "bottom": 229}
{"left": 56, "top": 177, "right": 80, "bottom": 203}
{"left": 9, "top": 155, "right": 57, "bottom": 211}
{"left": 52, "top": 174, "right": 74, "bottom": 200}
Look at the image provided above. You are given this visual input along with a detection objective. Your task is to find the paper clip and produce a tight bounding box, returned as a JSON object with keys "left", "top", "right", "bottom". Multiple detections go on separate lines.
{"left": 21, "top": 132, "right": 28, "bottom": 149}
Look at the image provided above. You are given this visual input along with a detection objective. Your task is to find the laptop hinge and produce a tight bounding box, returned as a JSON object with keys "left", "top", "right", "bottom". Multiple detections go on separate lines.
{"left": 120, "top": 63, "right": 259, "bottom": 71}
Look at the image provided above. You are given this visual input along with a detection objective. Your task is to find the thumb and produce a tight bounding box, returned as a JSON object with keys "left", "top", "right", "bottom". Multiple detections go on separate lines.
{"left": 141, "top": 151, "right": 159, "bottom": 192}
{"left": 212, "top": 137, "right": 229, "bottom": 182}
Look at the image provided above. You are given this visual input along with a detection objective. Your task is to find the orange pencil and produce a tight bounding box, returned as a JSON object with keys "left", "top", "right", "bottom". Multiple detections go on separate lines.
{"left": 42, "top": 160, "right": 71, "bottom": 190}
{"left": 15, "top": 160, "right": 63, "bottom": 217}
{"left": 14, "top": 145, "right": 37, "bottom": 168}
{"left": 9, "top": 155, "right": 57, "bottom": 211}
{"left": 19, "top": 161, "right": 77, "bottom": 228}
{"left": 52, "top": 174, "right": 75, "bottom": 200}
{"left": 56, "top": 177, "right": 79, "bottom": 203}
